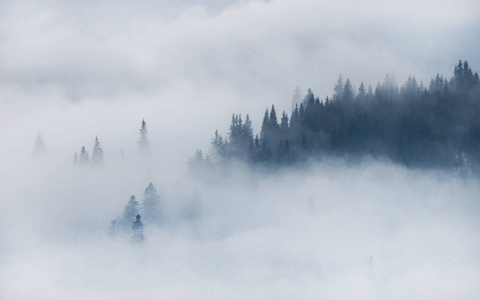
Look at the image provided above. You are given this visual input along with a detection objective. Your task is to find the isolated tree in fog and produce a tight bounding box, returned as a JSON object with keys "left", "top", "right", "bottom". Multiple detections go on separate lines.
{"left": 79, "top": 146, "right": 89, "bottom": 165}
{"left": 138, "top": 119, "right": 150, "bottom": 156}
{"left": 91, "top": 136, "right": 104, "bottom": 165}
{"left": 32, "top": 133, "right": 46, "bottom": 160}
{"left": 123, "top": 195, "right": 139, "bottom": 223}
{"left": 142, "top": 182, "right": 161, "bottom": 225}
{"left": 132, "top": 214, "right": 145, "bottom": 243}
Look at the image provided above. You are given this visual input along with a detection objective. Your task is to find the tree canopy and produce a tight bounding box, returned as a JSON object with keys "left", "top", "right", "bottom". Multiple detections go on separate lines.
{"left": 196, "top": 60, "right": 480, "bottom": 174}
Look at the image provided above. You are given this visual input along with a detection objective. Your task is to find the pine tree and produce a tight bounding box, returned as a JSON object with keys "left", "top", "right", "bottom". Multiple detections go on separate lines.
{"left": 79, "top": 146, "right": 89, "bottom": 165}
{"left": 138, "top": 119, "right": 150, "bottom": 156}
{"left": 304, "top": 88, "right": 315, "bottom": 106}
{"left": 91, "top": 136, "right": 104, "bottom": 166}
{"left": 280, "top": 111, "right": 289, "bottom": 138}
{"left": 357, "top": 82, "right": 366, "bottom": 101}
{"left": 142, "top": 182, "right": 161, "bottom": 225}
{"left": 123, "top": 195, "right": 139, "bottom": 224}
{"left": 343, "top": 79, "right": 354, "bottom": 102}
{"left": 333, "top": 75, "right": 344, "bottom": 101}
{"left": 244, "top": 114, "right": 254, "bottom": 144}
{"left": 269, "top": 105, "right": 278, "bottom": 128}
{"left": 132, "top": 214, "right": 145, "bottom": 243}
{"left": 260, "top": 108, "right": 270, "bottom": 144}
{"left": 210, "top": 130, "right": 227, "bottom": 159}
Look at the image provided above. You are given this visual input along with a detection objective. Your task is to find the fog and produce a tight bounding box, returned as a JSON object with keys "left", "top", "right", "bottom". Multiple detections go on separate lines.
{"left": 2, "top": 153, "right": 480, "bottom": 299}
{"left": 1, "top": 0, "right": 480, "bottom": 299}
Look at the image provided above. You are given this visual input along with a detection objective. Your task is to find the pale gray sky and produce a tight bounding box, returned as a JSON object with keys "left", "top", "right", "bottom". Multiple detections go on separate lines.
{"left": 1, "top": 0, "right": 479, "bottom": 105}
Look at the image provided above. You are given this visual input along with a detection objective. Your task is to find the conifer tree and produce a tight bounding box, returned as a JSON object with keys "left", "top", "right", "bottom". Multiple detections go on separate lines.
{"left": 138, "top": 119, "right": 150, "bottom": 156}
{"left": 79, "top": 146, "right": 89, "bottom": 165}
{"left": 358, "top": 82, "right": 366, "bottom": 99}
{"left": 260, "top": 108, "right": 270, "bottom": 144}
{"left": 304, "top": 88, "right": 314, "bottom": 105}
{"left": 280, "top": 111, "right": 289, "bottom": 138}
{"left": 91, "top": 136, "right": 104, "bottom": 166}
{"left": 142, "top": 182, "right": 161, "bottom": 225}
{"left": 343, "top": 79, "right": 354, "bottom": 102}
{"left": 210, "top": 130, "right": 227, "bottom": 159}
{"left": 123, "top": 195, "right": 139, "bottom": 223}
{"left": 244, "top": 114, "right": 254, "bottom": 143}
{"left": 333, "top": 75, "right": 344, "bottom": 101}
{"left": 269, "top": 105, "right": 278, "bottom": 128}
{"left": 132, "top": 214, "right": 145, "bottom": 243}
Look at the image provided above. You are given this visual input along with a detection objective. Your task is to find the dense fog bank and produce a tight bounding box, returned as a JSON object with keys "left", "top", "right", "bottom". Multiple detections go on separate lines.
{"left": 1, "top": 156, "right": 480, "bottom": 299}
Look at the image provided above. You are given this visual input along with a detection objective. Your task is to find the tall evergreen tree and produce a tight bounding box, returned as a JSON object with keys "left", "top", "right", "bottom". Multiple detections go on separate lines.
{"left": 142, "top": 182, "right": 161, "bottom": 225}
{"left": 304, "top": 88, "right": 315, "bottom": 105}
{"left": 79, "top": 146, "right": 89, "bottom": 165}
{"left": 280, "top": 111, "right": 289, "bottom": 134}
{"left": 343, "top": 79, "right": 354, "bottom": 102}
{"left": 123, "top": 195, "right": 139, "bottom": 224}
{"left": 357, "top": 82, "right": 366, "bottom": 101}
{"left": 333, "top": 75, "right": 344, "bottom": 101}
{"left": 210, "top": 130, "right": 227, "bottom": 160}
{"left": 260, "top": 108, "right": 270, "bottom": 144}
{"left": 138, "top": 119, "right": 150, "bottom": 156}
{"left": 91, "top": 136, "right": 104, "bottom": 166}
{"left": 269, "top": 105, "right": 278, "bottom": 128}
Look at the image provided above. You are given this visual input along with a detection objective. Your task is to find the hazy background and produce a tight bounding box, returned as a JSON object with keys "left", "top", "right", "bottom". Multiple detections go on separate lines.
{"left": 1, "top": 0, "right": 480, "bottom": 299}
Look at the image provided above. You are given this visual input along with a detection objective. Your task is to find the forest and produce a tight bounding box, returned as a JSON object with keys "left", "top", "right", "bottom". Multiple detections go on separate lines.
{"left": 192, "top": 60, "right": 480, "bottom": 174}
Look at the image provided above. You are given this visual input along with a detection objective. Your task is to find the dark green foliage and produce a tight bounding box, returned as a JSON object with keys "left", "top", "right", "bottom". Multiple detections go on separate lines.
{"left": 198, "top": 61, "right": 480, "bottom": 174}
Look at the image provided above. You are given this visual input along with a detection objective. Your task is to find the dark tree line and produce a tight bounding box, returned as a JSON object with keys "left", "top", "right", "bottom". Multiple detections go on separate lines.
{"left": 193, "top": 60, "right": 480, "bottom": 174}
